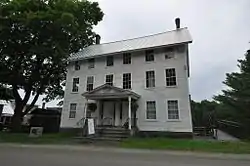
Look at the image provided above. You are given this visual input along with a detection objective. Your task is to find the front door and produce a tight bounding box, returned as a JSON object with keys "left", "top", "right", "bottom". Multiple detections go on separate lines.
{"left": 103, "top": 101, "right": 115, "bottom": 126}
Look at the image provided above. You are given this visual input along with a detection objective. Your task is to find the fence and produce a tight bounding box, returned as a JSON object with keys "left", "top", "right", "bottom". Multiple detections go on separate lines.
{"left": 218, "top": 120, "right": 249, "bottom": 139}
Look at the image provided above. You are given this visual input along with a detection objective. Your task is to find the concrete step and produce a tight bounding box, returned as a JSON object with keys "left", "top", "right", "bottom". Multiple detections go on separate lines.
{"left": 100, "top": 133, "right": 129, "bottom": 138}
{"left": 96, "top": 127, "right": 128, "bottom": 130}
{"left": 100, "top": 129, "right": 129, "bottom": 134}
{"left": 74, "top": 136, "right": 123, "bottom": 142}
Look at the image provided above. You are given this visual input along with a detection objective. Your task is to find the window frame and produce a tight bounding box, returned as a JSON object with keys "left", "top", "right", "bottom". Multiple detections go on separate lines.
{"left": 88, "top": 58, "right": 95, "bottom": 69}
{"left": 145, "top": 50, "right": 155, "bottom": 62}
{"left": 164, "top": 47, "right": 175, "bottom": 60}
{"left": 166, "top": 99, "right": 180, "bottom": 121}
{"left": 165, "top": 68, "right": 177, "bottom": 87}
{"left": 146, "top": 101, "right": 157, "bottom": 120}
{"left": 122, "top": 73, "right": 132, "bottom": 89}
{"left": 72, "top": 77, "right": 79, "bottom": 93}
{"left": 69, "top": 103, "right": 77, "bottom": 119}
{"left": 86, "top": 76, "right": 94, "bottom": 92}
{"left": 123, "top": 53, "right": 131, "bottom": 64}
{"left": 74, "top": 61, "right": 80, "bottom": 70}
{"left": 106, "top": 55, "right": 114, "bottom": 66}
{"left": 105, "top": 74, "right": 114, "bottom": 86}
{"left": 146, "top": 70, "right": 155, "bottom": 88}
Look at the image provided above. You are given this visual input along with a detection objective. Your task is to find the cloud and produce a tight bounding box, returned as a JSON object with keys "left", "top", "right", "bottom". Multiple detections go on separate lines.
{"left": 93, "top": 0, "right": 250, "bottom": 101}
{"left": 20, "top": 0, "right": 250, "bottom": 107}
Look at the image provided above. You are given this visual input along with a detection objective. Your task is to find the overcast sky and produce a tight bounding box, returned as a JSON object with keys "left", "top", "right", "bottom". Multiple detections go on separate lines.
{"left": 93, "top": 0, "right": 250, "bottom": 100}
{"left": 32, "top": 0, "right": 250, "bottom": 108}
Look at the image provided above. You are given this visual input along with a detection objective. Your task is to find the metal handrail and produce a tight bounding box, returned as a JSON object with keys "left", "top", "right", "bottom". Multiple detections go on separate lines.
{"left": 76, "top": 117, "right": 86, "bottom": 127}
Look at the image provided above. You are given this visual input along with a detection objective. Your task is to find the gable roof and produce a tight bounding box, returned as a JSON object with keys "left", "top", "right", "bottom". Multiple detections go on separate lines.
{"left": 82, "top": 84, "right": 140, "bottom": 100}
{"left": 70, "top": 27, "right": 192, "bottom": 61}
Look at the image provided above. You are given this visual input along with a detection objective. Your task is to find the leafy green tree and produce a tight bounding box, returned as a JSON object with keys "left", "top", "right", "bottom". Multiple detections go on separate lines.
{"left": 214, "top": 49, "right": 250, "bottom": 132}
{"left": 0, "top": 0, "right": 103, "bottom": 131}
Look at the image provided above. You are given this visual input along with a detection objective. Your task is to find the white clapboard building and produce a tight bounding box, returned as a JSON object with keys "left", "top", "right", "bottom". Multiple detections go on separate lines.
{"left": 60, "top": 18, "right": 193, "bottom": 138}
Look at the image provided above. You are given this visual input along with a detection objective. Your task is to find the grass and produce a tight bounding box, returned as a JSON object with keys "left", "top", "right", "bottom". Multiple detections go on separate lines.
{"left": 120, "top": 138, "right": 250, "bottom": 154}
{"left": 1, "top": 132, "right": 250, "bottom": 154}
{"left": 0, "top": 132, "right": 75, "bottom": 144}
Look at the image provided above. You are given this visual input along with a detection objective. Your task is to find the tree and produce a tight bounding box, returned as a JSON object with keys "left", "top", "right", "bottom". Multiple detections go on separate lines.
{"left": 0, "top": 85, "right": 13, "bottom": 100}
{"left": 214, "top": 49, "right": 250, "bottom": 132}
{"left": 0, "top": 0, "right": 103, "bottom": 131}
{"left": 191, "top": 100, "right": 218, "bottom": 127}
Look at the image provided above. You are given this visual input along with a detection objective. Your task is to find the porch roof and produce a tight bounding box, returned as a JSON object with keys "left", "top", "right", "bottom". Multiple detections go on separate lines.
{"left": 82, "top": 84, "right": 140, "bottom": 100}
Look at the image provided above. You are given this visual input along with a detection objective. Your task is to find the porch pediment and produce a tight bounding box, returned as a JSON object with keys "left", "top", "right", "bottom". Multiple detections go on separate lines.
{"left": 82, "top": 84, "right": 140, "bottom": 100}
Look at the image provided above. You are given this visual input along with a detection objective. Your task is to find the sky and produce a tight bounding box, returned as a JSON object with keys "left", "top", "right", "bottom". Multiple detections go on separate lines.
{"left": 91, "top": 0, "right": 250, "bottom": 101}
{"left": 14, "top": 0, "right": 250, "bottom": 109}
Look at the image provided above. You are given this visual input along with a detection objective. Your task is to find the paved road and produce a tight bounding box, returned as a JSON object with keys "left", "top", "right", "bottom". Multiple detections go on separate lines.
{"left": 0, "top": 144, "right": 250, "bottom": 166}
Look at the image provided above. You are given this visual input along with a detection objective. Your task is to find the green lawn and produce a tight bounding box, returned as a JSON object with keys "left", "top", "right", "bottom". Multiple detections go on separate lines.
{"left": 120, "top": 138, "right": 250, "bottom": 154}
{"left": 1, "top": 132, "right": 250, "bottom": 154}
{"left": 0, "top": 132, "right": 75, "bottom": 144}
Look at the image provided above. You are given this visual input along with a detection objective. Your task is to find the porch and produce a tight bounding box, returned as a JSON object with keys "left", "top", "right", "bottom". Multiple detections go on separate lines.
{"left": 82, "top": 84, "right": 140, "bottom": 131}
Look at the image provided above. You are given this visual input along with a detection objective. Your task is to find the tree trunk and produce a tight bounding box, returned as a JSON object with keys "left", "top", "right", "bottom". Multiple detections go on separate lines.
{"left": 11, "top": 105, "right": 24, "bottom": 132}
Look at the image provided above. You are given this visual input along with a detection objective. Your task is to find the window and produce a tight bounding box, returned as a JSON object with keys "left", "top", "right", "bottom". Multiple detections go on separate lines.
{"left": 123, "top": 53, "right": 131, "bottom": 64}
{"left": 105, "top": 74, "right": 113, "bottom": 86}
{"left": 165, "top": 54, "right": 175, "bottom": 59}
{"left": 167, "top": 100, "right": 179, "bottom": 120}
{"left": 165, "top": 68, "right": 177, "bottom": 86}
{"left": 72, "top": 78, "right": 79, "bottom": 92}
{"left": 74, "top": 61, "right": 80, "bottom": 70}
{"left": 145, "top": 50, "right": 154, "bottom": 61}
{"left": 146, "top": 101, "right": 156, "bottom": 119}
{"left": 165, "top": 47, "right": 175, "bottom": 59}
{"left": 146, "top": 70, "right": 155, "bottom": 88}
{"left": 123, "top": 73, "right": 131, "bottom": 89}
{"left": 106, "top": 56, "right": 114, "bottom": 66}
{"left": 69, "top": 103, "right": 77, "bottom": 118}
{"left": 88, "top": 58, "right": 95, "bottom": 69}
{"left": 86, "top": 76, "right": 94, "bottom": 91}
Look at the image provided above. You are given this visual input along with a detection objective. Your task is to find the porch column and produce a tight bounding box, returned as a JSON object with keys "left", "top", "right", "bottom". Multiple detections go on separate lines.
{"left": 84, "top": 99, "right": 88, "bottom": 119}
{"left": 128, "top": 96, "right": 132, "bottom": 130}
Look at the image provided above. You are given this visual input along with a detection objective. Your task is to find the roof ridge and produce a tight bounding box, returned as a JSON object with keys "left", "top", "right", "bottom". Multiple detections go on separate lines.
{"left": 88, "top": 27, "right": 188, "bottom": 47}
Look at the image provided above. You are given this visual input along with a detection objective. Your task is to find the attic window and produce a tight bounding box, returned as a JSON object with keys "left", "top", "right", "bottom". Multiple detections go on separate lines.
{"left": 145, "top": 50, "right": 154, "bottom": 62}
{"left": 106, "top": 56, "right": 114, "bottom": 66}
{"left": 165, "top": 47, "right": 175, "bottom": 59}
{"left": 123, "top": 53, "right": 131, "bottom": 64}
{"left": 74, "top": 61, "right": 80, "bottom": 70}
{"left": 88, "top": 58, "right": 95, "bottom": 69}
{"left": 165, "top": 54, "right": 175, "bottom": 59}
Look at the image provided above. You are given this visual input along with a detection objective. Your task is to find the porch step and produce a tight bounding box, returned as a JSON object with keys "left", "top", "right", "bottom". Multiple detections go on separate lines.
{"left": 74, "top": 136, "right": 123, "bottom": 142}
{"left": 96, "top": 127, "right": 130, "bottom": 140}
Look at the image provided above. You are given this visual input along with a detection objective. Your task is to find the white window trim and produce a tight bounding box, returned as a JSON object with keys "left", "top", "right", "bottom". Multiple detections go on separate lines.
{"left": 122, "top": 73, "right": 132, "bottom": 90}
{"left": 71, "top": 77, "right": 80, "bottom": 93}
{"left": 88, "top": 58, "right": 95, "bottom": 69}
{"left": 145, "top": 70, "right": 156, "bottom": 89}
{"left": 106, "top": 55, "right": 114, "bottom": 67}
{"left": 164, "top": 52, "right": 176, "bottom": 60}
{"left": 123, "top": 53, "right": 132, "bottom": 65}
{"left": 69, "top": 103, "right": 77, "bottom": 119}
{"left": 165, "top": 67, "right": 178, "bottom": 88}
{"left": 74, "top": 61, "right": 81, "bottom": 71}
{"left": 86, "top": 75, "right": 95, "bottom": 92}
{"left": 166, "top": 99, "right": 181, "bottom": 122}
{"left": 104, "top": 73, "right": 115, "bottom": 86}
{"left": 145, "top": 100, "right": 157, "bottom": 121}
